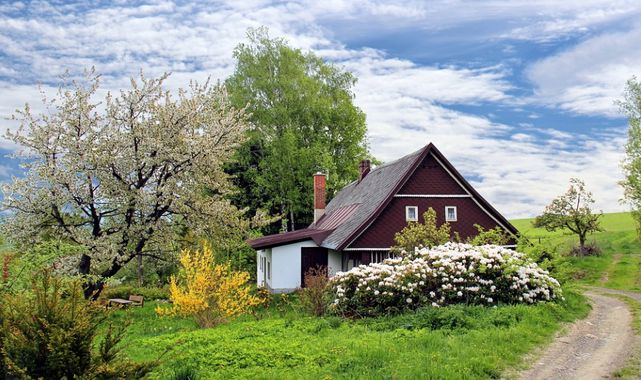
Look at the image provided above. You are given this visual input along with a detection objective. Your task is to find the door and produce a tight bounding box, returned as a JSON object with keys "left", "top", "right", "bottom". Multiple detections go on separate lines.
{"left": 301, "top": 247, "right": 328, "bottom": 287}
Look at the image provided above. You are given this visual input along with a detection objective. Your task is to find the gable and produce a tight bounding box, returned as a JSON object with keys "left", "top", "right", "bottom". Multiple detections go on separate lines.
{"left": 341, "top": 146, "right": 518, "bottom": 250}
{"left": 398, "top": 153, "right": 467, "bottom": 195}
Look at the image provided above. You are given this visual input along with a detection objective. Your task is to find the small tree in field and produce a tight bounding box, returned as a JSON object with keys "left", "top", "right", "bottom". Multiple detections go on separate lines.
{"left": 391, "top": 208, "right": 451, "bottom": 257}
{"left": 2, "top": 69, "right": 248, "bottom": 297}
{"left": 156, "top": 242, "right": 261, "bottom": 327}
{"left": 534, "top": 178, "right": 603, "bottom": 255}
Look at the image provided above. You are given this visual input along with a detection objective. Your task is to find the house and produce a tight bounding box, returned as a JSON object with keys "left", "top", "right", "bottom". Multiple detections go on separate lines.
{"left": 248, "top": 143, "right": 519, "bottom": 293}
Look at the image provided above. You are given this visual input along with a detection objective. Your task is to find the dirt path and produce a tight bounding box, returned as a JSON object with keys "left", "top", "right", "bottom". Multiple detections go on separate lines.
{"left": 588, "top": 286, "right": 641, "bottom": 303}
{"left": 518, "top": 292, "right": 635, "bottom": 380}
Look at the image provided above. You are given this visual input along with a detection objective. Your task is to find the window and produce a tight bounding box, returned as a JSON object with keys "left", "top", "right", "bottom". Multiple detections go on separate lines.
{"left": 370, "top": 251, "right": 391, "bottom": 263}
{"left": 267, "top": 261, "right": 271, "bottom": 280}
{"left": 445, "top": 206, "right": 457, "bottom": 222}
{"left": 406, "top": 206, "right": 418, "bottom": 222}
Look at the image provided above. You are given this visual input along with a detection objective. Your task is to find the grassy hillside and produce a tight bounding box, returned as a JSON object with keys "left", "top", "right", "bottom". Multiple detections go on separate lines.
{"left": 511, "top": 212, "right": 641, "bottom": 291}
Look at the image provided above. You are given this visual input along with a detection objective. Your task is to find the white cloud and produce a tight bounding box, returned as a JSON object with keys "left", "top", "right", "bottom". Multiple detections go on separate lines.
{"left": 0, "top": 0, "right": 632, "bottom": 218}
{"left": 527, "top": 25, "right": 641, "bottom": 116}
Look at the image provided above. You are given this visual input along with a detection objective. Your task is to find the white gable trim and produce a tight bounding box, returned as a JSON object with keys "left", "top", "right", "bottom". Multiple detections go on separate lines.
{"left": 429, "top": 152, "right": 513, "bottom": 235}
{"left": 394, "top": 194, "right": 471, "bottom": 198}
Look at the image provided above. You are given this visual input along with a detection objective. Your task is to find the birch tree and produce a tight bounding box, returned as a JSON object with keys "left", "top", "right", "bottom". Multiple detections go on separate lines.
{"left": 619, "top": 76, "right": 641, "bottom": 239}
{"left": 2, "top": 70, "right": 248, "bottom": 297}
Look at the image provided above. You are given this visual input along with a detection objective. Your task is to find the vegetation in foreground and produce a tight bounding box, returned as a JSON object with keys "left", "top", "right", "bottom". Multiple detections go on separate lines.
{"left": 104, "top": 289, "right": 588, "bottom": 380}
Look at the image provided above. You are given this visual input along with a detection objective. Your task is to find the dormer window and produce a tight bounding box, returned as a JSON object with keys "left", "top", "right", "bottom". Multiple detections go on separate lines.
{"left": 445, "top": 206, "right": 457, "bottom": 222}
{"left": 406, "top": 206, "right": 418, "bottom": 222}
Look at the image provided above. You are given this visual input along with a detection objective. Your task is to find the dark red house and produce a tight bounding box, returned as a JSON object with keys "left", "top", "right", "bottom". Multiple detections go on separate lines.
{"left": 249, "top": 143, "right": 518, "bottom": 292}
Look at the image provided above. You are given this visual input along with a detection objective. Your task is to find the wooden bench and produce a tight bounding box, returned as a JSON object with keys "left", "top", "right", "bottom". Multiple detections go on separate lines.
{"left": 107, "top": 295, "right": 144, "bottom": 309}
{"left": 129, "top": 295, "right": 144, "bottom": 307}
{"left": 107, "top": 298, "right": 133, "bottom": 308}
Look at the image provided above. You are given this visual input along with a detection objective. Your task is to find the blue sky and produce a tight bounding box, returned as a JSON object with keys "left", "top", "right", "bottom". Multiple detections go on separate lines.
{"left": 1, "top": 1, "right": 640, "bottom": 218}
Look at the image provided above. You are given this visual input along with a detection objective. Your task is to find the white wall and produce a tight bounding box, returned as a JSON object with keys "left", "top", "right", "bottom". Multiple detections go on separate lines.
{"left": 328, "top": 250, "right": 342, "bottom": 277}
{"left": 256, "top": 248, "right": 272, "bottom": 289}
{"left": 270, "top": 240, "right": 319, "bottom": 292}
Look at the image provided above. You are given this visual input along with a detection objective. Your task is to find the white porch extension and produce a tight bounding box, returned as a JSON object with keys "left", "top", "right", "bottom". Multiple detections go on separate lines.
{"left": 256, "top": 240, "right": 342, "bottom": 293}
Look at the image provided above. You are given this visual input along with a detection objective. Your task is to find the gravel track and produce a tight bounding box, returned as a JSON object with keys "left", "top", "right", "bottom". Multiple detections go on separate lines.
{"left": 518, "top": 291, "right": 635, "bottom": 380}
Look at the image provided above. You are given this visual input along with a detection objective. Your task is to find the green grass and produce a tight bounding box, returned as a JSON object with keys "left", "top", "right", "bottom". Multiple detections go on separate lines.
{"left": 106, "top": 290, "right": 589, "bottom": 379}
{"left": 511, "top": 212, "right": 641, "bottom": 291}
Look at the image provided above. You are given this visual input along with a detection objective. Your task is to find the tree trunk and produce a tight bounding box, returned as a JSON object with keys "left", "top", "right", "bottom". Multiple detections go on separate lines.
{"left": 578, "top": 232, "right": 587, "bottom": 256}
{"left": 137, "top": 253, "right": 143, "bottom": 287}
{"left": 78, "top": 254, "right": 91, "bottom": 275}
{"left": 290, "top": 209, "right": 295, "bottom": 231}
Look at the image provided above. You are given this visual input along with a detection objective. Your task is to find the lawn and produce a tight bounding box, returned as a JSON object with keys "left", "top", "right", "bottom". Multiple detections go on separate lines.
{"left": 105, "top": 290, "right": 589, "bottom": 380}
{"left": 511, "top": 212, "right": 641, "bottom": 291}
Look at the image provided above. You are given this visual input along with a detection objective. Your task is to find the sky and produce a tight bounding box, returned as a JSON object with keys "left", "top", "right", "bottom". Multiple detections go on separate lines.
{"left": 1, "top": 0, "right": 640, "bottom": 219}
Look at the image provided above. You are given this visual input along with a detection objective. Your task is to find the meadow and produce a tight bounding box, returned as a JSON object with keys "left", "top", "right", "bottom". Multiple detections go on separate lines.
{"left": 47, "top": 212, "right": 641, "bottom": 378}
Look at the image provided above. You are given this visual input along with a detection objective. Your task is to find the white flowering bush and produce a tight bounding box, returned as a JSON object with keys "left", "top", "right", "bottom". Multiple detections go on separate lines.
{"left": 329, "top": 242, "right": 562, "bottom": 317}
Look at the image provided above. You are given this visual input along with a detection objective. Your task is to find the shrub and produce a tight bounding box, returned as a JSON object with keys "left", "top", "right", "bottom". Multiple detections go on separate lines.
{"left": 101, "top": 285, "right": 169, "bottom": 301}
{"left": 0, "top": 270, "right": 156, "bottom": 379}
{"left": 329, "top": 242, "right": 562, "bottom": 318}
{"left": 156, "top": 241, "right": 262, "bottom": 327}
{"left": 568, "top": 241, "right": 601, "bottom": 257}
{"left": 298, "top": 266, "right": 330, "bottom": 316}
{"left": 468, "top": 224, "right": 512, "bottom": 246}
{"left": 391, "top": 208, "right": 451, "bottom": 257}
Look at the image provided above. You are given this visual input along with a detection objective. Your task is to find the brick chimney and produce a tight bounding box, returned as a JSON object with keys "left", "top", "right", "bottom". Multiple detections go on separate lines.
{"left": 359, "top": 159, "right": 371, "bottom": 182}
{"left": 313, "top": 172, "right": 326, "bottom": 223}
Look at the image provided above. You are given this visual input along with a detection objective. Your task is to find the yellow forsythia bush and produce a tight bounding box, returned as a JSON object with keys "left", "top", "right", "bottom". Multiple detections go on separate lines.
{"left": 156, "top": 242, "right": 261, "bottom": 327}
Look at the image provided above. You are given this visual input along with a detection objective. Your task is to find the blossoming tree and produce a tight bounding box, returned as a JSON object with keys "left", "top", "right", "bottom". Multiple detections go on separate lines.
{"left": 2, "top": 70, "right": 248, "bottom": 297}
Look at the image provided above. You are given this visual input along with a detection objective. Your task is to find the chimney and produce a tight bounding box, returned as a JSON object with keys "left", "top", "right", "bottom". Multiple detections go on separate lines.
{"left": 359, "top": 159, "right": 371, "bottom": 182}
{"left": 313, "top": 172, "right": 326, "bottom": 223}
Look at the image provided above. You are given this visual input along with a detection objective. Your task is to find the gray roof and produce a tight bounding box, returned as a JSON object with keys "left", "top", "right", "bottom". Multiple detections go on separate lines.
{"left": 248, "top": 142, "right": 519, "bottom": 251}
{"left": 317, "top": 146, "right": 425, "bottom": 250}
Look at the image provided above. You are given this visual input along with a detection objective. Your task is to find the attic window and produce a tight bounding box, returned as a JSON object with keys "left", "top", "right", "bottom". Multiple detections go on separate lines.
{"left": 406, "top": 206, "right": 418, "bottom": 222}
{"left": 445, "top": 206, "right": 457, "bottom": 222}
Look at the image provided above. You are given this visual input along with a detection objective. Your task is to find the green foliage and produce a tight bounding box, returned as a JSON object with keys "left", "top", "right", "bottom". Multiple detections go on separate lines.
{"left": 391, "top": 208, "right": 451, "bottom": 257}
{"left": 533, "top": 178, "right": 603, "bottom": 253}
{"left": 97, "top": 289, "right": 588, "bottom": 379}
{"left": 297, "top": 266, "right": 330, "bottom": 316}
{"left": 619, "top": 76, "right": 641, "bottom": 240}
{"left": 0, "top": 270, "right": 157, "bottom": 379}
{"left": 0, "top": 272, "right": 95, "bottom": 379}
{"left": 0, "top": 240, "right": 81, "bottom": 293}
{"left": 102, "top": 285, "right": 169, "bottom": 301}
{"left": 225, "top": 27, "right": 370, "bottom": 231}
{"left": 468, "top": 224, "right": 512, "bottom": 246}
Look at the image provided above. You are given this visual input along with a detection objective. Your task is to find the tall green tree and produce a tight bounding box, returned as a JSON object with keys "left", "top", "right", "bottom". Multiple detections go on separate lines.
{"left": 619, "top": 76, "right": 641, "bottom": 239}
{"left": 225, "top": 27, "right": 370, "bottom": 231}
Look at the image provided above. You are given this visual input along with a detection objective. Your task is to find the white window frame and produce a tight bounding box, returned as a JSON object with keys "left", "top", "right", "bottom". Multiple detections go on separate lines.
{"left": 445, "top": 206, "right": 457, "bottom": 222}
{"left": 405, "top": 206, "right": 418, "bottom": 222}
